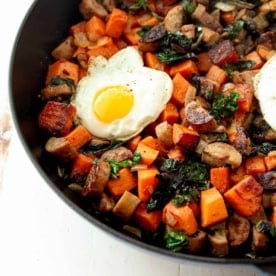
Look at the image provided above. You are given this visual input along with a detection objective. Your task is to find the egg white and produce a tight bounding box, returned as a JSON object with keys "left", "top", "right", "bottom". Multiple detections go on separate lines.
{"left": 71, "top": 46, "right": 173, "bottom": 141}
{"left": 254, "top": 54, "right": 276, "bottom": 130}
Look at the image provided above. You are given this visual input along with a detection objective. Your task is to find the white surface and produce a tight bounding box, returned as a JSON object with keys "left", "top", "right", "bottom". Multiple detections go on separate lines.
{"left": 0, "top": 1, "right": 263, "bottom": 275}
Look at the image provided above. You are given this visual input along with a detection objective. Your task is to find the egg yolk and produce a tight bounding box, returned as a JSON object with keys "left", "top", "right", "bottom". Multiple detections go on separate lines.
{"left": 93, "top": 85, "right": 134, "bottom": 123}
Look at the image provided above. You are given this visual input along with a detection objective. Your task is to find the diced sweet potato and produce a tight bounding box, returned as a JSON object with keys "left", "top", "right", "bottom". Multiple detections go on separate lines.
{"left": 38, "top": 101, "right": 76, "bottom": 136}
{"left": 172, "top": 123, "right": 200, "bottom": 151}
{"left": 224, "top": 175, "right": 263, "bottom": 217}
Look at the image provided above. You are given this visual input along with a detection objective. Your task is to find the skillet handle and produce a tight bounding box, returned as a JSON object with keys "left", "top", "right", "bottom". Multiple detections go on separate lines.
{"left": 254, "top": 264, "right": 276, "bottom": 276}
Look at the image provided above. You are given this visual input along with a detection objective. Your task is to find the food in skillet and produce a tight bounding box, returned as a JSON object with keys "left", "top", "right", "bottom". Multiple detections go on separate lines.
{"left": 38, "top": 0, "right": 276, "bottom": 258}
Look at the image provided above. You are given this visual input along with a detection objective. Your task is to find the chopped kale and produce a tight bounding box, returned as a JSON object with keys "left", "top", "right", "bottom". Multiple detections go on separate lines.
{"left": 250, "top": 142, "right": 276, "bottom": 156}
{"left": 50, "top": 76, "right": 74, "bottom": 88}
{"left": 165, "top": 231, "right": 188, "bottom": 251}
{"left": 128, "top": 0, "right": 147, "bottom": 11}
{"left": 109, "top": 152, "right": 141, "bottom": 178}
{"left": 147, "top": 158, "right": 210, "bottom": 211}
{"left": 224, "top": 60, "right": 256, "bottom": 77}
{"left": 224, "top": 20, "right": 245, "bottom": 39}
{"left": 211, "top": 92, "right": 239, "bottom": 119}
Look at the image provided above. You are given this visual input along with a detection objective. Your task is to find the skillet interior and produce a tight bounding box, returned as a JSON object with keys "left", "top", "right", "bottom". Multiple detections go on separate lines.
{"left": 9, "top": 0, "right": 276, "bottom": 270}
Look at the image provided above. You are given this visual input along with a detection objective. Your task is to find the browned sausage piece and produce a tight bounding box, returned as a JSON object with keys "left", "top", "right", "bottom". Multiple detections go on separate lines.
{"left": 79, "top": 0, "right": 108, "bottom": 20}
{"left": 82, "top": 159, "right": 111, "bottom": 196}
{"left": 100, "top": 146, "right": 133, "bottom": 162}
{"left": 228, "top": 213, "right": 250, "bottom": 247}
{"left": 187, "top": 230, "right": 207, "bottom": 253}
{"left": 98, "top": 193, "right": 115, "bottom": 212}
{"left": 185, "top": 100, "right": 217, "bottom": 132}
{"left": 45, "top": 137, "right": 78, "bottom": 162}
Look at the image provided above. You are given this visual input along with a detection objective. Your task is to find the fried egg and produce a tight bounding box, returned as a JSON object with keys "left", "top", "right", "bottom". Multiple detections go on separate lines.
{"left": 254, "top": 54, "right": 276, "bottom": 130}
{"left": 71, "top": 46, "right": 173, "bottom": 141}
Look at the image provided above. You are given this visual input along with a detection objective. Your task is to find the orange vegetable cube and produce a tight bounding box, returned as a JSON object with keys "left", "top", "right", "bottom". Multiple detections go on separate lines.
{"left": 144, "top": 52, "right": 165, "bottom": 71}
{"left": 158, "top": 102, "right": 179, "bottom": 124}
{"left": 172, "top": 123, "right": 200, "bottom": 151}
{"left": 85, "top": 16, "right": 106, "bottom": 42}
{"left": 171, "top": 73, "right": 191, "bottom": 106}
{"left": 136, "top": 142, "right": 159, "bottom": 165}
{"left": 137, "top": 166, "right": 159, "bottom": 202}
{"left": 134, "top": 203, "right": 162, "bottom": 232}
{"left": 107, "top": 167, "right": 137, "bottom": 198}
{"left": 38, "top": 101, "right": 76, "bottom": 136}
{"left": 210, "top": 167, "right": 230, "bottom": 194}
{"left": 245, "top": 50, "right": 264, "bottom": 70}
{"left": 87, "top": 37, "right": 119, "bottom": 59}
{"left": 245, "top": 155, "right": 266, "bottom": 176}
{"left": 71, "top": 153, "right": 94, "bottom": 178}
{"left": 65, "top": 125, "right": 92, "bottom": 149}
{"left": 46, "top": 60, "right": 79, "bottom": 85}
{"left": 105, "top": 8, "right": 128, "bottom": 38}
{"left": 169, "top": 59, "right": 199, "bottom": 79}
{"left": 162, "top": 201, "right": 198, "bottom": 235}
{"left": 224, "top": 175, "right": 263, "bottom": 217}
{"left": 264, "top": 151, "right": 276, "bottom": 171}
{"left": 200, "top": 187, "right": 228, "bottom": 228}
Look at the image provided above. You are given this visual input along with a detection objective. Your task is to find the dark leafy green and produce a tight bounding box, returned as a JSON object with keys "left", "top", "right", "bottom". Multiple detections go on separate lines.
{"left": 211, "top": 92, "right": 239, "bottom": 119}
{"left": 109, "top": 152, "right": 141, "bottom": 178}
{"left": 165, "top": 231, "right": 188, "bottom": 251}
{"left": 147, "top": 158, "right": 210, "bottom": 211}
{"left": 128, "top": 0, "right": 147, "bottom": 11}
{"left": 50, "top": 76, "right": 74, "bottom": 88}
{"left": 224, "top": 20, "right": 245, "bottom": 39}
{"left": 224, "top": 60, "right": 256, "bottom": 77}
{"left": 256, "top": 221, "right": 276, "bottom": 239}
{"left": 250, "top": 142, "right": 276, "bottom": 156}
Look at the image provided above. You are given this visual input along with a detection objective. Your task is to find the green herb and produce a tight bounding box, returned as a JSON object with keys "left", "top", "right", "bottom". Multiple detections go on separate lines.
{"left": 161, "top": 32, "right": 192, "bottom": 50}
{"left": 182, "top": 160, "right": 209, "bottom": 183}
{"left": 165, "top": 231, "right": 188, "bottom": 251}
{"left": 182, "top": 0, "right": 196, "bottom": 14}
{"left": 225, "top": 20, "right": 245, "bottom": 39}
{"left": 109, "top": 152, "right": 141, "bottom": 178}
{"left": 211, "top": 92, "right": 239, "bottom": 119}
{"left": 128, "top": 0, "right": 147, "bottom": 11}
{"left": 156, "top": 51, "right": 196, "bottom": 64}
{"left": 224, "top": 60, "right": 255, "bottom": 77}
{"left": 137, "top": 25, "right": 152, "bottom": 37}
{"left": 50, "top": 76, "right": 74, "bottom": 88}
{"left": 147, "top": 157, "right": 209, "bottom": 211}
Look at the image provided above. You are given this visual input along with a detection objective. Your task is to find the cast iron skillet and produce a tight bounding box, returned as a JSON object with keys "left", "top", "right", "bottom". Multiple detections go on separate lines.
{"left": 9, "top": 0, "right": 276, "bottom": 274}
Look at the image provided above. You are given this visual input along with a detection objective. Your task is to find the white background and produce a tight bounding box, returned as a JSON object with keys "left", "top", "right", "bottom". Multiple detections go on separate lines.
{"left": 0, "top": 1, "right": 266, "bottom": 275}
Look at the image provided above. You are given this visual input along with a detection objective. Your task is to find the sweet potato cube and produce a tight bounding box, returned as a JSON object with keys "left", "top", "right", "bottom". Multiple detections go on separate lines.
{"left": 38, "top": 101, "right": 76, "bottom": 136}
{"left": 106, "top": 167, "right": 137, "bottom": 198}
{"left": 137, "top": 166, "right": 159, "bottom": 202}
{"left": 200, "top": 187, "right": 228, "bottom": 228}
{"left": 134, "top": 202, "right": 162, "bottom": 232}
{"left": 224, "top": 175, "right": 263, "bottom": 217}
{"left": 245, "top": 155, "right": 266, "bottom": 176}
{"left": 172, "top": 123, "right": 200, "bottom": 151}
{"left": 162, "top": 201, "right": 198, "bottom": 235}
{"left": 264, "top": 151, "right": 276, "bottom": 171}
{"left": 210, "top": 167, "right": 230, "bottom": 194}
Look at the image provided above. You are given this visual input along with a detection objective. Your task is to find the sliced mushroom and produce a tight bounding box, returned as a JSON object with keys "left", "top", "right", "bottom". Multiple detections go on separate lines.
{"left": 228, "top": 212, "right": 250, "bottom": 247}
{"left": 82, "top": 159, "right": 111, "bottom": 196}
{"left": 201, "top": 142, "right": 242, "bottom": 169}
{"left": 155, "top": 121, "right": 173, "bottom": 148}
